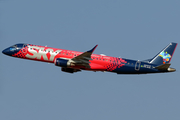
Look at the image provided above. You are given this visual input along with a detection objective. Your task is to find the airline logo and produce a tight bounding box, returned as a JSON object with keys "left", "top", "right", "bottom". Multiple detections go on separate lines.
{"left": 159, "top": 51, "right": 171, "bottom": 64}
{"left": 26, "top": 46, "right": 62, "bottom": 61}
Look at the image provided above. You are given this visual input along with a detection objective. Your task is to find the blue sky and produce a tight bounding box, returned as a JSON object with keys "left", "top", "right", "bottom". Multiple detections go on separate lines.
{"left": 0, "top": 0, "right": 180, "bottom": 120}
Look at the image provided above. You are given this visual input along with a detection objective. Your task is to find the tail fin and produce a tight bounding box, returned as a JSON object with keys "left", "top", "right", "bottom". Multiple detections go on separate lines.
{"left": 149, "top": 42, "right": 178, "bottom": 65}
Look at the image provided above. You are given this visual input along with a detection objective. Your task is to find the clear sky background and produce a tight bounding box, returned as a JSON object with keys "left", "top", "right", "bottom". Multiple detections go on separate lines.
{"left": 0, "top": 0, "right": 180, "bottom": 120}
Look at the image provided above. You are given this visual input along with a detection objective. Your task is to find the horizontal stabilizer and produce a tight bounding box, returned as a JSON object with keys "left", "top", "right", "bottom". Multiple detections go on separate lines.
{"left": 155, "top": 63, "right": 171, "bottom": 70}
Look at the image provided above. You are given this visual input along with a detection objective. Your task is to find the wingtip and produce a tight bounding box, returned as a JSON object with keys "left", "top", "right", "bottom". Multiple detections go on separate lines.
{"left": 88, "top": 44, "right": 98, "bottom": 53}
{"left": 95, "top": 44, "right": 98, "bottom": 48}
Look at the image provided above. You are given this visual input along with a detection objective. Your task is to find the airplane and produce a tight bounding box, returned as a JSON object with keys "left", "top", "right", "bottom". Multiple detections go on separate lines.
{"left": 2, "top": 42, "right": 177, "bottom": 74}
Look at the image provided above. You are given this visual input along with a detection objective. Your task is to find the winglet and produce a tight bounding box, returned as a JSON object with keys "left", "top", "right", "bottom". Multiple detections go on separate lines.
{"left": 87, "top": 45, "right": 98, "bottom": 53}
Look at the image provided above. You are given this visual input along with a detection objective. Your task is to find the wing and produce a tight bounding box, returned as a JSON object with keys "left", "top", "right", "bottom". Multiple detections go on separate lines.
{"left": 71, "top": 45, "right": 98, "bottom": 68}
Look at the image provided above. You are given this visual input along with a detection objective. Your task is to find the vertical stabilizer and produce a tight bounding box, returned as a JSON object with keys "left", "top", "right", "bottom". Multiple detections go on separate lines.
{"left": 149, "top": 42, "right": 177, "bottom": 65}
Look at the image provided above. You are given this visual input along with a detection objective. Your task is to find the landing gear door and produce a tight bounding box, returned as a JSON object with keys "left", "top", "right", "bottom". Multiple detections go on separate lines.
{"left": 135, "top": 61, "right": 141, "bottom": 71}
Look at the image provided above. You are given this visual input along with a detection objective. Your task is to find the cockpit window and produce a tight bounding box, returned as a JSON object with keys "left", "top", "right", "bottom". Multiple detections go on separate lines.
{"left": 12, "top": 45, "right": 17, "bottom": 48}
{"left": 10, "top": 45, "right": 18, "bottom": 51}
{"left": 10, "top": 47, "right": 16, "bottom": 51}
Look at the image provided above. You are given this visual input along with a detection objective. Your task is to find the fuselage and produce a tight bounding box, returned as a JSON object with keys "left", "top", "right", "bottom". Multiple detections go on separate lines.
{"left": 2, "top": 43, "right": 176, "bottom": 74}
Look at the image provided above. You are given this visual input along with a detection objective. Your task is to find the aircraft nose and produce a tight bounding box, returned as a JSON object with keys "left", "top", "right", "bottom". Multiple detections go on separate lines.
{"left": 2, "top": 48, "right": 10, "bottom": 55}
{"left": 2, "top": 48, "right": 8, "bottom": 54}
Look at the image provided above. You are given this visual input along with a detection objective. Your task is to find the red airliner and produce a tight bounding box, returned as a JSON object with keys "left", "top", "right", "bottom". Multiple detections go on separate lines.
{"left": 2, "top": 42, "right": 177, "bottom": 74}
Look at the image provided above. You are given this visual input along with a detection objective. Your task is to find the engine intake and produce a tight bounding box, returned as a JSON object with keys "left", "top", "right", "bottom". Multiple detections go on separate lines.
{"left": 55, "top": 58, "right": 75, "bottom": 67}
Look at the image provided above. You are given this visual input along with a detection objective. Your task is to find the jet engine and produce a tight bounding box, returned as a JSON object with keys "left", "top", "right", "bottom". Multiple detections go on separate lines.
{"left": 61, "top": 67, "right": 81, "bottom": 73}
{"left": 54, "top": 58, "right": 75, "bottom": 67}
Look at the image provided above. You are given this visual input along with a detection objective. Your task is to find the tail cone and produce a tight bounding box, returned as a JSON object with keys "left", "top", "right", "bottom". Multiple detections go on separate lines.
{"left": 168, "top": 68, "right": 176, "bottom": 72}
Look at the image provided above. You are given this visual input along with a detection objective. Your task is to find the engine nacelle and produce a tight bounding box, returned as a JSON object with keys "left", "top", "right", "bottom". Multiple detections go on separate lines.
{"left": 61, "top": 67, "right": 81, "bottom": 73}
{"left": 54, "top": 58, "right": 75, "bottom": 67}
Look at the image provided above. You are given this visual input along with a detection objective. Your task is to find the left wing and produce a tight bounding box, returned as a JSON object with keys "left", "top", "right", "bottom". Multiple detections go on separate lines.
{"left": 71, "top": 45, "right": 98, "bottom": 68}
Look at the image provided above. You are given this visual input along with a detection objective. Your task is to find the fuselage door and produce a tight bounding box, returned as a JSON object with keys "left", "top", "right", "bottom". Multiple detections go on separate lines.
{"left": 135, "top": 61, "right": 141, "bottom": 71}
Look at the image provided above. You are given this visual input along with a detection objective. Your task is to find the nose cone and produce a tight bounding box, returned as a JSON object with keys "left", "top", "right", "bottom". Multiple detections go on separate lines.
{"left": 2, "top": 44, "right": 23, "bottom": 56}
{"left": 2, "top": 49, "right": 5, "bottom": 54}
{"left": 2, "top": 47, "right": 13, "bottom": 56}
{"left": 2, "top": 48, "right": 9, "bottom": 55}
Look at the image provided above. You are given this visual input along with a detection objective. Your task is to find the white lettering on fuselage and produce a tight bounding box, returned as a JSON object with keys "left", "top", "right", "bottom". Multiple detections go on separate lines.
{"left": 26, "top": 46, "right": 62, "bottom": 61}
{"left": 143, "top": 64, "right": 151, "bottom": 69}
